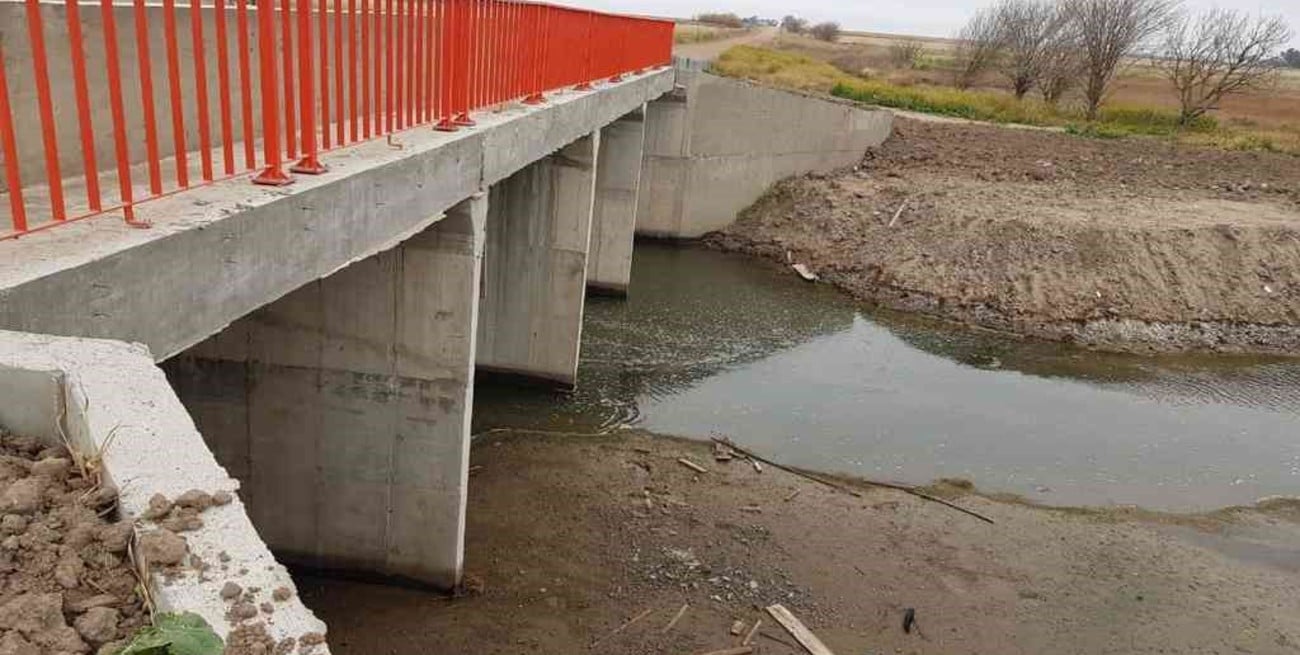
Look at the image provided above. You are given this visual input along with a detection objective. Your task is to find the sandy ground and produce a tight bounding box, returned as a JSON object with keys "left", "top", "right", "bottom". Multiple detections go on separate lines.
{"left": 298, "top": 430, "right": 1300, "bottom": 655}
{"left": 706, "top": 117, "right": 1300, "bottom": 353}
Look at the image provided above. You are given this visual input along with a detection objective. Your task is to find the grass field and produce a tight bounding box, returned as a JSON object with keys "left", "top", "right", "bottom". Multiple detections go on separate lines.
{"left": 713, "top": 34, "right": 1300, "bottom": 154}
{"left": 673, "top": 22, "right": 749, "bottom": 44}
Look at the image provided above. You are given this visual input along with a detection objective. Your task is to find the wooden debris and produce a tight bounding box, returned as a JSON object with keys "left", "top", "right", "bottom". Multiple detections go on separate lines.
{"left": 693, "top": 648, "right": 753, "bottom": 655}
{"left": 468, "top": 465, "right": 484, "bottom": 477}
{"left": 593, "top": 607, "right": 656, "bottom": 645}
{"left": 752, "top": 459, "right": 763, "bottom": 473}
{"left": 742, "top": 619, "right": 762, "bottom": 645}
{"left": 713, "top": 442, "right": 735, "bottom": 462}
{"left": 713, "top": 437, "right": 994, "bottom": 525}
{"left": 783, "top": 489, "right": 801, "bottom": 502}
{"left": 662, "top": 603, "right": 689, "bottom": 633}
{"left": 888, "top": 198, "right": 908, "bottom": 227}
{"left": 678, "top": 458, "right": 709, "bottom": 474}
{"left": 766, "top": 604, "right": 835, "bottom": 655}
{"left": 633, "top": 446, "right": 653, "bottom": 454}
{"left": 730, "top": 619, "right": 746, "bottom": 635}
{"left": 791, "top": 263, "right": 819, "bottom": 282}
{"left": 739, "top": 505, "right": 763, "bottom": 514}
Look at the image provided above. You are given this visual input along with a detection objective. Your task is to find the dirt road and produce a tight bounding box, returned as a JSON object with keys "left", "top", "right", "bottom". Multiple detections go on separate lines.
{"left": 674, "top": 27, "right": 777, "bottom": 62}
{"left": 707, "top": 117, "right": 1300, "bottom": 353}
{"left": 299, "top": 430, "right": 1300, "bottom": 655}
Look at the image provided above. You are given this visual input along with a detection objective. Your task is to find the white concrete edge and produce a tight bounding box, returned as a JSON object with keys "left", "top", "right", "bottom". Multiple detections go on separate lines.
{"left": 0, "top": 329, "right": 330, "bottom": 652}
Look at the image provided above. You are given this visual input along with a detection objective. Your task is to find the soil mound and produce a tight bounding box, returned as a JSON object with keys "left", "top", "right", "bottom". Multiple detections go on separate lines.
{"left": 0, "top": 430, "right": 146, "bottom": 654}
{"left": 707, "top": 118, "right": 1300, "bottom": 353}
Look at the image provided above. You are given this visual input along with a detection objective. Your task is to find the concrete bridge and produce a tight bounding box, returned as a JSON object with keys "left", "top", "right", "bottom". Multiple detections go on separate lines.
{"left": 0, "top": 0, "right": 890, "bottom": 604}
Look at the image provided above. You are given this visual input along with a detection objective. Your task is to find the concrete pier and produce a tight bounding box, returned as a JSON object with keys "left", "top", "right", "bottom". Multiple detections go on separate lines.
{"left": 588, "top": 107, "right": 648, "bottom": 295}
{"left": 476, "top": 133, "right": 600, "bottom": 388}
{"left": 166, "top": 195, "right": 487, "bottom": 588}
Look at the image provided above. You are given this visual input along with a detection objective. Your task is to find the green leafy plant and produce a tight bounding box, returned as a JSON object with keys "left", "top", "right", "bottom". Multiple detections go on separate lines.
{"left": 120, "top": 613, "right": 223, "bottom": 655}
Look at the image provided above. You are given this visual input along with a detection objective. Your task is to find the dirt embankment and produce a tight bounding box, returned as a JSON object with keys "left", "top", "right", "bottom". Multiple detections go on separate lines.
{"left": 300, "top": 430, "right": 1300, "bottom": 655}
{"left": 706, "top": 117, "right": 1300, "bottom": 353}
{"left": 0, "top": 431, "right": 146, "bottom": 655}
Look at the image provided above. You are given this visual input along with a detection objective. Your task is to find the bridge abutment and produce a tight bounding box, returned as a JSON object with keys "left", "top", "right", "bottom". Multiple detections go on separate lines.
{"left": 165, "top": 195, "right": 487, "bottom": 589}
{"left": 476, "top": 132, "right": 600, "bottom": 389}
{"left": 587, "top": 106, "right": 648, "bottom": 296}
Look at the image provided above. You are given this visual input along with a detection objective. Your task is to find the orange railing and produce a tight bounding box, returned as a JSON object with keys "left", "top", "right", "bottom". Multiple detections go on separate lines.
{"left": 0, "top": 0, "right": 673, "bottom": 239}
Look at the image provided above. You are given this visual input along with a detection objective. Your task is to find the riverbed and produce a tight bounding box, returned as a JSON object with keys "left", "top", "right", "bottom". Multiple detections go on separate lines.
{"left": 474, "top": 242, "right": 1300, "bottom": 511}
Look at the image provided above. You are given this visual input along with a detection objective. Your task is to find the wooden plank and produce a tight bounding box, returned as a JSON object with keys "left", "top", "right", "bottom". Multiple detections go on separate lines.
{"left": 677, "top": 458, "right": 709, "bottom": 474}
{"left": 693, "top": 648, "right": 753, "bottom": 655}
{"left": 765, "top": 604, "right": 835, "bottom": 655}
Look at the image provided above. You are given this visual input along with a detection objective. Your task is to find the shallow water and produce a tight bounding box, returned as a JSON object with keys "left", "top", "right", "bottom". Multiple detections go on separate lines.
{"left": 473, "top": 242, "right": 1300, "bottom": 511}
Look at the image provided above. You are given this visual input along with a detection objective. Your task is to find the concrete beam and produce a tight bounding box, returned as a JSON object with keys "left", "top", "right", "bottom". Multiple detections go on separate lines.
{"left": 0, "top": 69, "right": 674, "bottom": 362}
{"left": 588, "top": 106, "right": 647, "bottom": 296}
{"left": 477, "top": 132, "right": 599, "bottom": 388}
{"left": 166, "top": 194, "right": 488, "bottom": 588}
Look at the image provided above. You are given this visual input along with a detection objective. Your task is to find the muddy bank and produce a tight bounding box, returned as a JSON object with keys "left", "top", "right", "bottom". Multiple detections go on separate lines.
{"left": 299, "top": 430, "right": 1300, "bottom": 655}
{"left": 705, "top": 117, "right": 1300, "bottom": 353}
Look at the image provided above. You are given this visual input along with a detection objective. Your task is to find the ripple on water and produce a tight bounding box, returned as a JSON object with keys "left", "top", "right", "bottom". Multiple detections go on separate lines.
{"left": 473, "top": 243, "right": 1300, "bottom": 511}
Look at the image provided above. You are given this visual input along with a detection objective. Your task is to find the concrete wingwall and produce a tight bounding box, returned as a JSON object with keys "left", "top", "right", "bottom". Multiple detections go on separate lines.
{"left": 636, "top": 70, "right": 894, "bottom": 239}
{"left": 0, "top": 330, "right": 330, "bottom": 650}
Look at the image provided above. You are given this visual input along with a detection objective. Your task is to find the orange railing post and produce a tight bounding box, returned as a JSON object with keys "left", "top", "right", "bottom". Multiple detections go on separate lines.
{"left": 254, "top": 0, "right": 294, "bottom": 185}
{"left": 0, "top": 0, "right": 673, "bottom": 240}
{"left": 292, "top": 0, "right": 327, "bottom": 173}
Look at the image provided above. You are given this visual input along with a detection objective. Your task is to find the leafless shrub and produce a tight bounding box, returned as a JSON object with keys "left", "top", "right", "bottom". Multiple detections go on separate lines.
{"left": 889, "top": 40, "right": 926, "bottom": 68}
{"left": 1160, "top": 10, "right": 1292, "bottom": 125}
{"left": 954, "top": 6, "right": 1007, "bottom": 88}
{"left": 1063, "top": 0, "right": 1179, "bottom": 118}
{"left": 810, "top": 22, "right": 842, "bottom": 42}
{"left": 996, "top": 0, "right": 1074, "bottom": 98}
{"left": 781, "top": 15, "right": 808, "bottom": 34}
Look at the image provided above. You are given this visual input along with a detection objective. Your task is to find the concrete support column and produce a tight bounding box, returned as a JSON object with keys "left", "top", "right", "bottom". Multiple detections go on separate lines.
{"left": 587, "top": 106, "right": 647, "bottom": 296}
{"left": 164, "top": 194, "right": 488, "bottom": 589}
{"left": 476, "top": 132, "right": 599, "bottom": 388}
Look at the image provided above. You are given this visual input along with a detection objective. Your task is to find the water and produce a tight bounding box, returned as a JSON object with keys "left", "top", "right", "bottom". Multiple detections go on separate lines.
{"left": 473, "top": 243, "right": 1300, "bottom": 511}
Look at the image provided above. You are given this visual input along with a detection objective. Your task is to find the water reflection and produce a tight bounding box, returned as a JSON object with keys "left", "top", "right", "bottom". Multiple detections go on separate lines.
{"left": 473, "top": 243, "right": 1300, "bottom": 511}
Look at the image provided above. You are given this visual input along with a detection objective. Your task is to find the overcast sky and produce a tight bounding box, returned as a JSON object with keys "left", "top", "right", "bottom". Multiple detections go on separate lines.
{"left": 566, "top": 0, "right": 1299, "bottom": 49}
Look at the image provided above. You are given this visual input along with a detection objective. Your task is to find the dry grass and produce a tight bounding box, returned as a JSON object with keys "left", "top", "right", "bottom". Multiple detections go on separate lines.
{"left": 673, "top": 23, "right": 747, "bottom": 44}
{"left": 713, "top": 40, "right": 1300, "bottom": 154}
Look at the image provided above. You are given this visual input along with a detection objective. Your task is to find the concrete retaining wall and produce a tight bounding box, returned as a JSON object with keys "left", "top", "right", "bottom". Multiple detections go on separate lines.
{"left": 636, "top": 71, "right": 893, "bottom": 238}
{"left": 0, "top": 329, "right": 330, "bottom": 651}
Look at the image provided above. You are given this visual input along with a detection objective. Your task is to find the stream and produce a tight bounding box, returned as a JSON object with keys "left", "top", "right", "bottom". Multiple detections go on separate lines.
{"left": 473, "top": 242, "right": 1300, "bottom": 511}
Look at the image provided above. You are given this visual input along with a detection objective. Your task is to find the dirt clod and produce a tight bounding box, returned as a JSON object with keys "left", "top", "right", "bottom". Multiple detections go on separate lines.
{"left": 225, "top": 622, "right": 276, "bottom": 655}
{"left": 271, "top": 587, "right": 292, "bottom": 602}
{"left": 140, "top": 495, "right": 172, "bottom": 521}
{"left": 229, "top": 602, "right": 260, "bottom": 621}
{"left": 212, "top": 491, "right": 233, "bottom": 507}
{"left": 72, "top": 607, "right": 119, "bottom": 645}
{"left": 172, "top": 490, "right": 213, "bottom": 511}
{"left": 2, "top": 479, "right": 45, "bottom": 515}
{"left": 221, "top": 582, "right": 243, "bottom": 601}
{"left": 136, "top": 529, "right": 186, "bottom": 566}
{"left": 28, "top": 460, "right": 70, "bottom": 482}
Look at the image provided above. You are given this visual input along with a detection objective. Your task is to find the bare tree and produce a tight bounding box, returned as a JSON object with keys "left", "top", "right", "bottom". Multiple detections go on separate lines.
{"left": 781, "top": 15, "right": 808, "bottom": 34}
{"left": 1160, "top": 10, "right": 1292, "bottom": 125}
{"left": 1063, "top": 0, "right": 1178, "bottom": 118}
{"left": 810, "top": 22, "right": 842, "bottom": 42}
{"left": 1037, "top": 26, "right": 1087, "bottom": 104}
{"left": 954, "top": 6, "right": 1007, "bottom": 88}
{"left": 995, "top": 0, "right": 1072, "bottom": 98}
{"left": 889, "top": 40, "right": 926, "bottom": 68}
